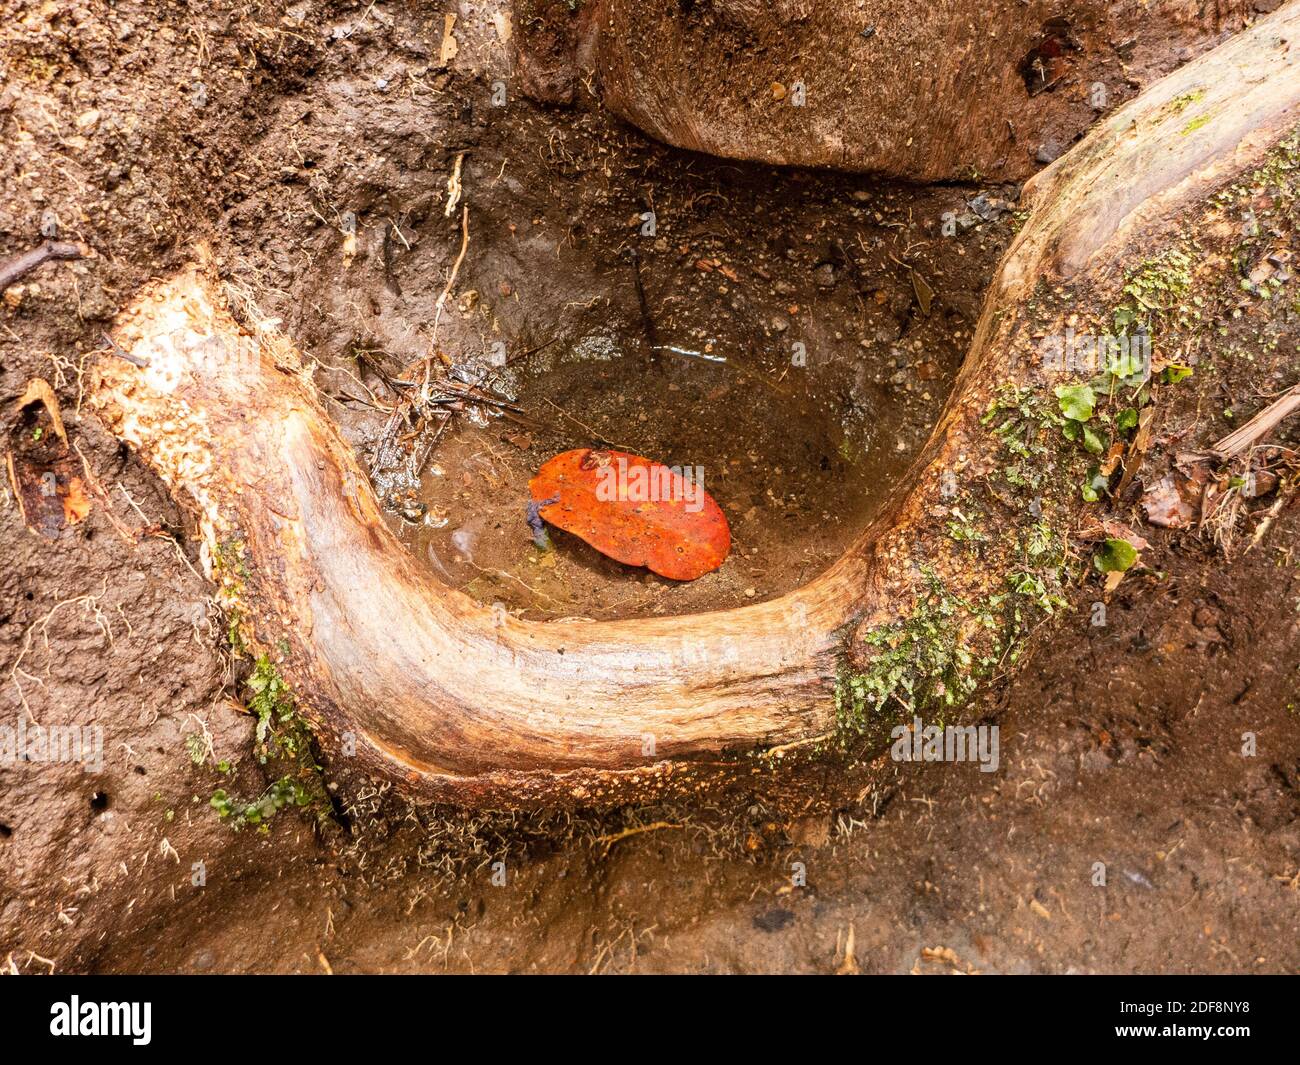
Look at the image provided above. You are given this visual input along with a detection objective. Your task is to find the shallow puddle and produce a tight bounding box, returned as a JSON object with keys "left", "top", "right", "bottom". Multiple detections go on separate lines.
{"left": 300, "top": 109, "right": 1013, "bottom": 621}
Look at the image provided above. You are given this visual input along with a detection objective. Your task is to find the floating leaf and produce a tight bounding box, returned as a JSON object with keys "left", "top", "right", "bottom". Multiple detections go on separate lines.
{"left": 529, "top": 449, "right": 731, "bottom": 581}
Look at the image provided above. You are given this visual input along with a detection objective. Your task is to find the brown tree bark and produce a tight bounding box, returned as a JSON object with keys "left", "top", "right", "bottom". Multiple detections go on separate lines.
{"left": 519, "top": 0, "right": 1257, "bottom": 181}
{"left": 89, "top": 4, "right": 1300, "bottom": 808}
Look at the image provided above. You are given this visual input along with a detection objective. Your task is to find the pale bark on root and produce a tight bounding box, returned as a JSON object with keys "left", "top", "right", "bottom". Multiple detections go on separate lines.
{"left": 88, "top": 6, "right": 1300, "bottom": 808}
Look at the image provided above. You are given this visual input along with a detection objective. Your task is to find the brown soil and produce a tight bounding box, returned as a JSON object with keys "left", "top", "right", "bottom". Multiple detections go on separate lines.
{"left": 355, "top": 139, "right": 1010, "bottom": 620}
{"left": 1, "top": 0, "right": 1297, "bottom": 974}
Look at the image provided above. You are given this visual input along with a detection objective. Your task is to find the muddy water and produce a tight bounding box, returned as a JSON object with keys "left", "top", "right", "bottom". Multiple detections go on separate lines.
{"left": 306, "top": 113, "right": 1015, "bottom": 620}
{"left": 375, "top": 192, "right": 1003, "bottom": 621}
{"left": 384, "top": 333, "right": 880, "bottom": 622}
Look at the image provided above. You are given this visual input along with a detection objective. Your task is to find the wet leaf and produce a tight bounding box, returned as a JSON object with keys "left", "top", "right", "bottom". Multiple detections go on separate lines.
{"left": 529, "top": 448, "right": 731, "bottom": 581}
{"left": 1141, "top": 472, "right": 1199, "bottom": 528}
{"left": 1094, "top": 537, "right": 1138, "bottom": 574}
{"left": 910, "top": 270, "right": 934, "bottom": 316}
{"left": 7, "top": 452, "right": 91, "bottom": 538}
{"left": 1098, "top": 440, "right": 1126, "bottom": 478}
{"left": 1055, "top": 383, "right": 1095, "bottom": 422}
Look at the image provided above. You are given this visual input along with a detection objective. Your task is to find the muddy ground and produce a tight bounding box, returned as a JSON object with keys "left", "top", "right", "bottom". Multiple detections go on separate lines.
{"left": 1, "top": 1, "right": 1297, "bottom": 973}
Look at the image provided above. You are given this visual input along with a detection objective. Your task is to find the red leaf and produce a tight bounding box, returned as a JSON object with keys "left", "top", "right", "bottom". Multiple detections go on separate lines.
{"left": 529, "top": 448, "right": 731, "bottom": 581}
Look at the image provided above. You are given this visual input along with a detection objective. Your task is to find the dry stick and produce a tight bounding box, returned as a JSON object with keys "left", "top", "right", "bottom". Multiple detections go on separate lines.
{"left": 0, "top": 241, "right": 85, "bottom": 292}
{"left": 431, "top": 203, "right": 469, "bottom": 344}
{"left": 1212, "top": 382, "right": 1300, "bottom": 458}
{"left": 99, "top": 331, "right": 150, "bottom": 368}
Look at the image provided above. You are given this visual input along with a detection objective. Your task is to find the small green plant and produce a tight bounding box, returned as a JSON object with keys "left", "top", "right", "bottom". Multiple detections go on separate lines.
{"left": 1094, "top": 537, "right": 1138, "bottom": 574}
{"left": 946, "top": 509, "right": 987, "bottom": 548}
{"left": 1114, "top": 249, "right": 1196, "bottom": 334}
{"left": 982, "top": 385, "right": 1061, "bottom": 491}
{"left": 836, "top": 575, "right": 977, "bottom": 732}
{"left": 247, "top": 653, "right": 300, "bottom": 759}
{"left": 210, "top": 776, "right": 314, "bottom": 830}
{"left": 1055, "top": 383, "right": 1095, "bottom": 423}
{"left": 206, "top": 654, "right": 332, "bottom": 831}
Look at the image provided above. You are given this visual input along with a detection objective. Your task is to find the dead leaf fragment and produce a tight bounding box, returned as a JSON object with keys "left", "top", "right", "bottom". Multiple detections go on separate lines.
{"left": 1141, "top": 473, "right": 1198, "bottom": 528}
{"left": 438, "top": 12, "right": 458, "bottom": 67}
{"left": 911, "top": 269, "right": 934, "bottom": 316}
{"left": 15, "top": 378, "right": 67, "bottom": 445}
{"left": 8, "top": 452, "right": 91, "bottom": 537}
{"left": 836, "top": 925, "right": 861, "bottom": 975}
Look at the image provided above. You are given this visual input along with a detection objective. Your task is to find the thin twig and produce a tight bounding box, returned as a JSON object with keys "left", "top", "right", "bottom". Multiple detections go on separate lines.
{"left": 0, "top": 241, "right": 86, "bottom": 292}
{"left": 432, "top": 204, "right": 470, "bottom": 343}
{"left": 593, "top": 821, "right": 683, "bottom": 856}
{"left": 99, "top": 331, "right": 150, "bottom": 368}
{"left": 629, "top": 247, "right": 660, "bottom": 358}
{"left": 1212, "top": 382, "right": 1300, "bottom": 457}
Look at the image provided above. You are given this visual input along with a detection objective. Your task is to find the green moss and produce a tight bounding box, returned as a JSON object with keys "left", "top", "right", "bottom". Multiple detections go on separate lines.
{"left": 210, "top": 776, "right": 316, "bottom": 829}
{"left": 1225, "top": 130, "right": 1300, "bottom": 204}
{"left": 1113, "top": 248, "right": 1196, "bottom": 334}
{"left": 981, "top": 385, "right": 1063, "bottom": 491}
{"left": 1166, "top": 89, "right": 1204, "bottom": 116}
{"left": 835, "top": 575, "right": 976, "bottom": 735}
{"left": 207, "top": 653, "right": 332, "bottom": 832}
{"left": 213, "top": 537, "right": 250, "bottom": 582}
{"left": 946, "top": 509, "right": 987, "bottom": 549}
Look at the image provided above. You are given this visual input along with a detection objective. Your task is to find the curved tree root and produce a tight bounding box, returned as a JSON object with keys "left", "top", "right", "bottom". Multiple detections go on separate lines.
{"left": 520, "top": 0, "right": 1257, "bottom": 182}
{"left": 89, "top": 6, "right": 1300, "bottom": 808}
